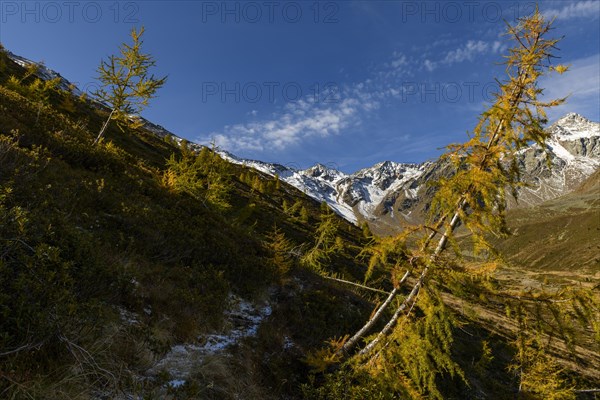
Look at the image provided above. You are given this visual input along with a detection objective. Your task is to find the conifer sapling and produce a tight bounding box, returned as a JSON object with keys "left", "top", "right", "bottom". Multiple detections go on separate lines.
{"left": 92, "top": 26, "right": 167, "bottom": 145}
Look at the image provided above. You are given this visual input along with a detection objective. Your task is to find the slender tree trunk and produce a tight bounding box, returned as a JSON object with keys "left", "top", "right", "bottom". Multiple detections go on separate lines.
{"left": 338, "top": 270, "right": 410, "bottom": 356}
{"left": 337, "top": 217, "right": 448, "bottom": 357}
{"left": 358, "top": 204, "right": 465, "bottom": 356}
{"left": 323, "top": 275, "right": 393, "bottom": 295}
{"left": 92, "top": 109, "right": 115, "bottom": 146}
{"left": 35, "top": 102, "right": 42, "bottom": 125}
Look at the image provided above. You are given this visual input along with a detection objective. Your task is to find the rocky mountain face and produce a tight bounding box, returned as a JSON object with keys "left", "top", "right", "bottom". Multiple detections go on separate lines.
{"left": 223, "top": 113, "right": 599, "bottom": 235}
{"left": 9, "top": 51, "right": 597, "bottom": 233}
{"left": 513, "top": 113, "right": 600, "bottom": 207}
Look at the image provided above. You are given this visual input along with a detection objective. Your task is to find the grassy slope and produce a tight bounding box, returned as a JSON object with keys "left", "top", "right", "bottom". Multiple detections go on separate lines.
{"left": 0, "top": 50, "right": 376, "bottom": 398}
{"left": 497, "top": 169, "right": 600, "bottom": 288}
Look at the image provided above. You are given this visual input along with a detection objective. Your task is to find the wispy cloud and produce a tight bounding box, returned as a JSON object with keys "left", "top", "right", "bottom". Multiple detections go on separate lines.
{"left": 442, "top": 40, "right": 504, "bottom": 65}
{"left": 201, "top": 97, "right": 373, "bottom": 153}
{"left": 200, "top": 52, "right": 414, "bottom": 153}
{"left": 543, "top": 0, "right": 600, "bottom": 21}
{"left": 377, "top": 51, "right": 415, "bottom": 80}
{"left": 389, "top": 52, "right": 408, "bottom": 69}
{"left": 423, "top": 59, "right": 436, "bottom": 72}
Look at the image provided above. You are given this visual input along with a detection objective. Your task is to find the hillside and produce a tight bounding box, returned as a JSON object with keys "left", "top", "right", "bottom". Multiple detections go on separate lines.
{"left": 0, "top": 47, "right": 376, "bottom": 399}
{"left": 497, "top": 169, "right": 600, "bottom": 287}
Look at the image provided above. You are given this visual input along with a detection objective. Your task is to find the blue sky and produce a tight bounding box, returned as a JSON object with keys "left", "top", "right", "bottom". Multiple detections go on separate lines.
{"left": 1, "top": 1, "right": 599, "bottom": 172}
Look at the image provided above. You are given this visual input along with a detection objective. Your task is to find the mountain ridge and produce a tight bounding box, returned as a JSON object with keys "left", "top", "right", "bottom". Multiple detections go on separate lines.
{"left": 220, "top": 113, "right": 599, "bottom": 232}
{"left": 6, "top": 50, "right": 599, "bottom": 230}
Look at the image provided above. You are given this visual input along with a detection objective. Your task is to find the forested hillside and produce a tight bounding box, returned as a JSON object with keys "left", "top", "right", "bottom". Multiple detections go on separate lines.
{"left": 0, "top": 46, "right": 378, "bottom": 398}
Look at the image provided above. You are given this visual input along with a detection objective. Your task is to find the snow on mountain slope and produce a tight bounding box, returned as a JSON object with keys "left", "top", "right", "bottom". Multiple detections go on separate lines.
{"left": 218, "top": 150, "right": 435, "bottom": 225}
{"left": 223, "top": 113, "right": 599, "bottom": 227}
{"left": 338, "top": 161, "right": 430, "bottom": 218}
{"left": 218, "top": 152, "right": 358, "bottom": 223}
{"left": 6, "top": 51, "right": 84, "bottom": 96}
{"left": 513, "top": 113, "right": 600, "bottom": 207}
{"left": 6, "top": 50, "right": 598, "bottom": 227}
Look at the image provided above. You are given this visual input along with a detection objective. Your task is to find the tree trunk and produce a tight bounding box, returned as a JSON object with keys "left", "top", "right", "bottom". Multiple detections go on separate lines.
{"left": 35, "top": 102, "right": 42, "bottom": 125}
{"left": 338, "top": 270, "right": 410, "bottom": 356}
{"left": 336, "top": 218, "right": 448, "bottom": 357}
{"left": 323, "top": 275, "right": 393, "bottom": 295}
{"left": 92, "top": 109, "right": 115, "bottom": 146}
{"left": 358, "top": 204, "right": 464, "bottom": 356}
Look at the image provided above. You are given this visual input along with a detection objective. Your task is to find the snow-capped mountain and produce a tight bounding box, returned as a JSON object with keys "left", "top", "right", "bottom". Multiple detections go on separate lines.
{"left": 7, "top": 51, "right": 598, "bottom": 230}
{"left": 513, "top": 113, "right": 600, "bottom": 207}
{"left": 222, "top": 113, "right": 599, "bottom": 232}
{"left": 217, "top": 153, "right": 360, "bottom": 223}
{"left": 217, "top": 150, "right": 436, "bottom": 225}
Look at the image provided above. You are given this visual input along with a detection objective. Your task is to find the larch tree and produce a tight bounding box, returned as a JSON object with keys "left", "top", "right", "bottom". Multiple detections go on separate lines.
{"left": 309, "top": 9, "right": 595, "bottom": 398}
{"left": 5, "top": 62, "right": 60, "bottom": 124}
{"left": 163, "top": 142, "right": 233, "bottom": 212}
{"left": 301, "top": 206, "right": 342, "bottom": 274}
{"left": 339, "top": 6, "right": 568, "bottom": 358}
{"left": 92, "top": 26, "right": 167, "bottom": 145}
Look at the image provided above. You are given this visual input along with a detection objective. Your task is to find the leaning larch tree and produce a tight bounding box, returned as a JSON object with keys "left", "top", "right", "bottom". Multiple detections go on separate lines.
{"left": 339, "top": 8, "right": 568, "bottom": 355}
{"left": 92, "top": 26, "right": 167, "bottom": 145}
{"left": 312, "top": 8, "right": 595, "bottom": 398}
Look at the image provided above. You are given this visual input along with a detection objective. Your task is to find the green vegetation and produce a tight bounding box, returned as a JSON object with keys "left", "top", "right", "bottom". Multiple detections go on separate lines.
{"left": 164, "top": 143, "right": 234, "bottom": 211}
{"left": 301, "top": 205, "right": 343, "bottom": 273}
{"left": 92, "top": 26, "right": 167, "bottom": 145}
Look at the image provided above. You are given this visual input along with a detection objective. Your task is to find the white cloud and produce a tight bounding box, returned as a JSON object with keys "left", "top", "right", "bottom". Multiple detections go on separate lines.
{"left": 443, "top": 40, "right": 489, "bottom": 64}
{"left": 543, "top": 1, "right": 600, "bottom": 21}
{"left": 491, "top": 41, "right": 503, "bottom": 54}
{"left": 390, "top": 53, "right": 408, "bottom": 69}
{"left": 441, "top": 39, "right": 505, "bottom": 66}
{"left": 378, "top": 51, "right": 414, "bottom": 80}
{"left": 199, "top": 97, "right": 370, "bottom": 152}
{"left": 423, "top": 59, "right": 436, "bottom": 72}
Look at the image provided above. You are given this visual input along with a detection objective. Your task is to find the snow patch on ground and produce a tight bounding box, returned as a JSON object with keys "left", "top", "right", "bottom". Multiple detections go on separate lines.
{"left": 118, "top": 307, "right": 140, "bottom": 326}
{"left": 167, "top": 379, "right": 186, "bottom": 388}
{"left": 147, "top": 294, "right": 271, "bottom": 383}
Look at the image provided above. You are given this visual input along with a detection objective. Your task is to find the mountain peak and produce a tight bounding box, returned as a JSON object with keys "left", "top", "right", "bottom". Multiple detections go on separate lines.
{"left": 550, "top": 113, "right": 599, "bottom": 141}
{"left": 373, "top": 160, "right": 399, "bottom": 170}
{"left": 558, "top": 112, "right": 589, "bottom": 124}
{"left": 302, "top": 163, "right": 346, "bottom": 181}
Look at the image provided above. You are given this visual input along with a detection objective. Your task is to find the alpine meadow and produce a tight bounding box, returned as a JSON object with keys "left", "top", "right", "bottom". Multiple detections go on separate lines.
{"left": 0, "top": 2, "right": 599, "bottom": 399}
